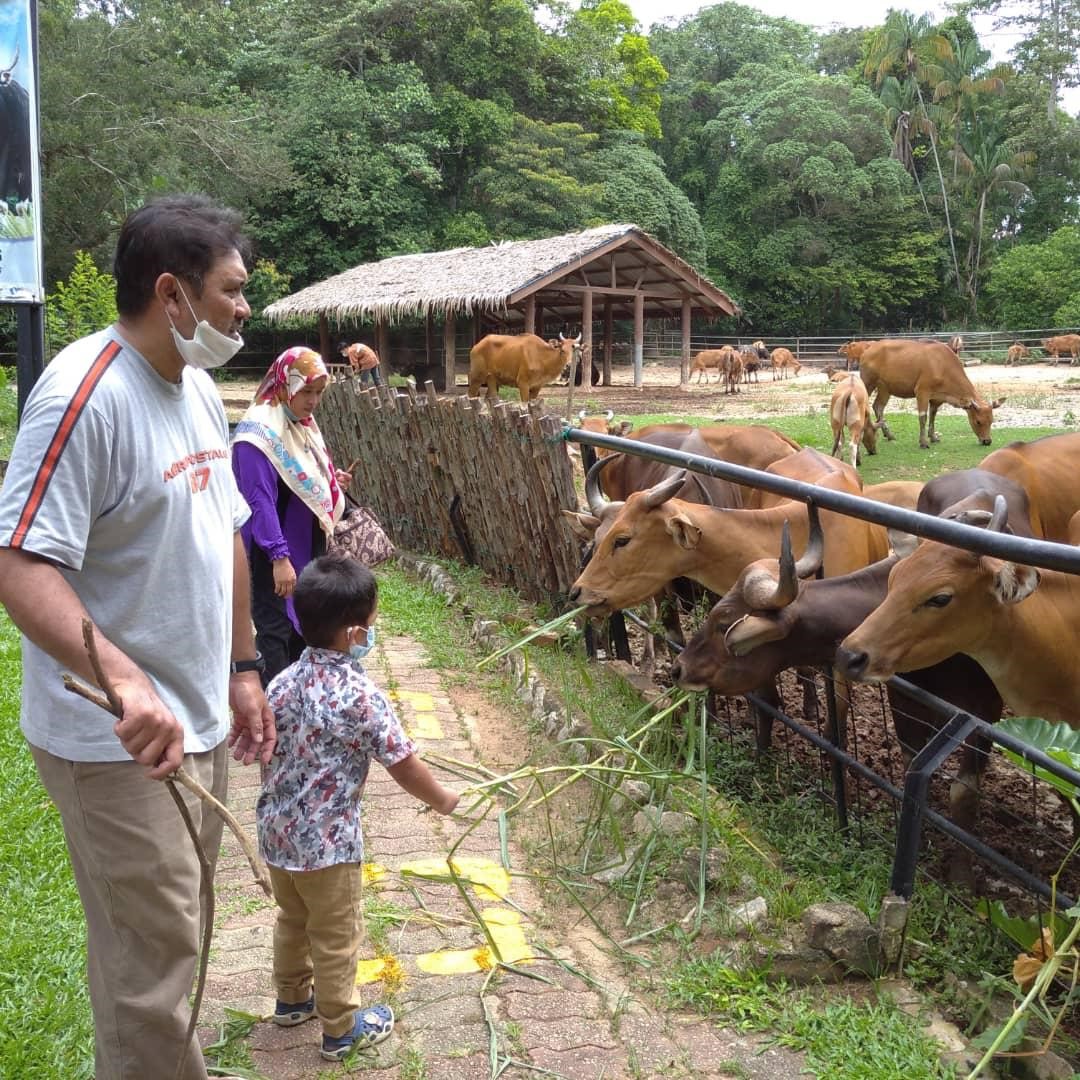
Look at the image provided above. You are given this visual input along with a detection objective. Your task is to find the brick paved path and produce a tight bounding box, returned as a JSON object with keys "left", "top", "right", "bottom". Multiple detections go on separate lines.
{"left": 201, "top": 634, "right": 808, "bottom": 1079}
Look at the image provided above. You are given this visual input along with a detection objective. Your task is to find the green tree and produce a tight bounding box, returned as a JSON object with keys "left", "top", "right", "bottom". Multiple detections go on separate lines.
{"left": 983, "top": 226, "right": 1080, "bottom": 327}
{"left": 864, "top": 10, "right": 962, "bottom": 294}
{"left": 950, "top": 122, "right": 1033, "bottom": 310}
{"left": 45, "top": 250, "right": 117, "bottom": 358}
{"left": 587, "top": 131, "right": 706, "bottom": 266}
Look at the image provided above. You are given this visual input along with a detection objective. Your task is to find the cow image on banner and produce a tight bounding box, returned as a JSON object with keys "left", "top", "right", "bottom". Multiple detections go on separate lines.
{"left": 0, "top": 0, "right": 43, "bottom": 302}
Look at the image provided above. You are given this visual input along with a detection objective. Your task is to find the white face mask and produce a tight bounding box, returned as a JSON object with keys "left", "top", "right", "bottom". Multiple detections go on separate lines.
{"left": 168, "top": 282, "right": 244, "bottom": 370}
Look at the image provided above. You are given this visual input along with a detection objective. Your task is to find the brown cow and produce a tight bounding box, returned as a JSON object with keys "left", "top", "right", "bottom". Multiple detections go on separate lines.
{"left": 838, "top": 340, "right": 875, "bottom": 370}
{"left": 863, "top": 480, "right": 923, "bottom": 511}
{"left": 948, "top": 334, "right": 964, "bottom": 355}
{"left": 1041, "top": 334, "right": 1080, "bottom": 363}
{"left": 468, "top": 332, "right": 581, "bottom": 402}
{"left": 979, "top": 432, "right": 1080, "bottom": 542}
{"left": 858, "top": 339, "right": 1004, "bottom": 448}
{"left": 829, "top": 374, "right": 877, "bottom": 468}
{"left": 770, "top": 347, "right": 802, "bottom": 380}
{"left": 1006, "top": 342, "right": 1032, "bottom": 365}
{"left": 723, "top": 349, "right": 744, "bottom": 394}
{"left": 837, "top": 498, "right": 1080, "bottom": 729}
{"left": 574, "top": 409, "right": 633, "bottom": 442}
{"left": 689, "top": 346, "right": 735, "bottom": 385}
{"left": 566, "top": 448, "right": 889, "bottom": 616}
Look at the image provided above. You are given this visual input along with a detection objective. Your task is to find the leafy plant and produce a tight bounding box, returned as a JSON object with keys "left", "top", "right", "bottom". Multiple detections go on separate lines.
{"left": 0, "top": 199, "right": 35, "bottom": 238}
{"left": 44, "top": 251, "right": 118, "bottom": 359}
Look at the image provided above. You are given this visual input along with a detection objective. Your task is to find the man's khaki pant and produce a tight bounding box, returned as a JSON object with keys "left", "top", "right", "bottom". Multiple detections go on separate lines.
{"left": 268, "top": 862, "right": 363, "bottom": 1038}
{"left": 31, "top": 742, "right": 227, "bottom": 1080}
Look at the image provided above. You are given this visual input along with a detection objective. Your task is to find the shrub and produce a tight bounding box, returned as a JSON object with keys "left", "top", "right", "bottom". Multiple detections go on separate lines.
{"left": 44, "top": 251, "right": 117, "bottom": 359}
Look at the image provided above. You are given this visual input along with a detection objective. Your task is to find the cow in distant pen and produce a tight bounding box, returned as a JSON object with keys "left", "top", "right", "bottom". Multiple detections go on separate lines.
{"left": 468, "top": 332, "right": 581, "bottom": 402}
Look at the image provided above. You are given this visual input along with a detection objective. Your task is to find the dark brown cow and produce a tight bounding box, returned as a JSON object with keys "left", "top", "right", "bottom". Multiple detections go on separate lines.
{"left": 858, "top": 339, "right": 1004, "bottom": 448}
{"left": 468, "top": 332, "right": 581, "bottom": 402}
{"left": 671, "top": 469, "right": 1038, "bottom": 877}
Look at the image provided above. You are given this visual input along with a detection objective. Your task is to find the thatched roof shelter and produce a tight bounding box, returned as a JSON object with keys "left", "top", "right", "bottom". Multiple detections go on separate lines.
{"left": 263, "top": 224, "right": 738, "bottom": 326}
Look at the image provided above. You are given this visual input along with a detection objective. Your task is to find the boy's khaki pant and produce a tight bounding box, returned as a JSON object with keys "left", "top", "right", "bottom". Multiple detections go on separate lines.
{"left": 268, "top": 862, "right": 364, "bottom": 1037}
{"left": 31, "top": 742, "right": 227, "bottom": 1080}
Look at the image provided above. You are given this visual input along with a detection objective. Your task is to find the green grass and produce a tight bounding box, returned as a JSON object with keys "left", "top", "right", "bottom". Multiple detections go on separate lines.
{"left": 615, "top": 410, "right": 1062, "bottom": 484}
{"left": 667, "top": 961, "right": 956, "bottom": 1079}
{"left": 0, "top": 611, "right": 95, "bottom": 1079}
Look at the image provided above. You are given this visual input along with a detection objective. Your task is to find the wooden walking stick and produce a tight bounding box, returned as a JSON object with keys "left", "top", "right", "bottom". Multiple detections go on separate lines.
{"left": 62, "top": 618, "right": 272, "bottom": 1080}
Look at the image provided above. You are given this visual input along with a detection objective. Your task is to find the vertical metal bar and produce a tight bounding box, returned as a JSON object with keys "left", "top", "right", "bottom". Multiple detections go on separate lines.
{"left": 16, "top": 303, "right": 44, "bottom": 420}
{"left": 823, "top": 665, "right": 848, "bottom": 831}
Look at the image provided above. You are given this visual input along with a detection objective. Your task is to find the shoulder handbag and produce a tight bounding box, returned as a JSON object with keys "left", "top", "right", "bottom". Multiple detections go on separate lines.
{"left": 330, "top": 500, "right": 396, "bottom": 567}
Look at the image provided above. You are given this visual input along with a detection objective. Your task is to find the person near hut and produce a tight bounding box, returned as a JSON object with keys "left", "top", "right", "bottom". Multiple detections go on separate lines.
{"left": 257, "top": 553, "right": 459, "bottom": 1061}
{"left": 232, "top": 346, "right": 352, "bottom": 686}
{"left": 341, "top": 340, "right": 382, "bottom": 386}
{"left": 0, "top": 194, "right": 275, "bottom": 1080}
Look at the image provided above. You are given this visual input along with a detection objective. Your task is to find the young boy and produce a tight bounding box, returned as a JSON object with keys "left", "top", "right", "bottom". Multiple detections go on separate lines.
{"left": 256, "top": 554, "right": 459, "bottom": 1061}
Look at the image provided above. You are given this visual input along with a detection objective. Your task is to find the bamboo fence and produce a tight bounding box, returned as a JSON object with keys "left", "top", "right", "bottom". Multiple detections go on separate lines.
{"left": 317, "top": 379, "right": 582, "bottom": 604}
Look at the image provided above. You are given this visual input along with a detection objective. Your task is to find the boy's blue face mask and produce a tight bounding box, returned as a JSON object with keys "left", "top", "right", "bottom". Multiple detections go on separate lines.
{"left": 349, "top": 625, "right": 376, "bottom": 661}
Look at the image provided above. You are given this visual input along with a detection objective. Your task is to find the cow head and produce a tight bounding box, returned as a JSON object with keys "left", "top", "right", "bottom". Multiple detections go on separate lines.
{"left": 556, "top": 332, "right": 583, "bottom": 381}
{"left": 836, "top": 496, "right": 1038, "bottom": 682}
{"left": 567, "top": 470, "right": 705, "bottom": 615}
{"left": 671, "top": 509, "right": 824, "bottom": 693}
{"left": 964, "top": 396, "right": 1006, "bottom": 445}
{"left": 0, "top": 46, "right": 19, "bottom": 89}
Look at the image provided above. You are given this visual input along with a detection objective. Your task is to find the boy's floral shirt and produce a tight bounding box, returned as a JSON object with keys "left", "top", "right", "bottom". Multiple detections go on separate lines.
{"left": 257, "top": 646, "right": 415, "bottom": 871}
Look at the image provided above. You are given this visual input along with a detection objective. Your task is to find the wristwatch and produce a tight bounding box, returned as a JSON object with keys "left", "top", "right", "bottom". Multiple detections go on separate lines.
{"left": 230, "top": 657, "right": 263, "bottom": 675}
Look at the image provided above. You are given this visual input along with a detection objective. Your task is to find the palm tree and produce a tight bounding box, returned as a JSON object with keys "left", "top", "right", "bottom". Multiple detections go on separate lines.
{"left": 877, "top": 74, "right": 932, "bottom": 217}
{"left": 950, "top": 122, "right": 1033, "bottom": 310}
{"left": 864, "top": 10, "right": 962, "bottom": 293}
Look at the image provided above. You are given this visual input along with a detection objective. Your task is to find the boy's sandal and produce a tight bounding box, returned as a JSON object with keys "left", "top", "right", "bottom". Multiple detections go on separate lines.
{"left": 353, "top": 1004, "right": 394, "bottom": 1047}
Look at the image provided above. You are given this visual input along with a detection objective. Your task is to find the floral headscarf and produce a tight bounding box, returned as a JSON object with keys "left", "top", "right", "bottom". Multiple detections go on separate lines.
{"left": 253, "top": 346, "right": 329, "bottom": 409}
{"left": 233, "top": 346, "right": 344, "bottom": 536}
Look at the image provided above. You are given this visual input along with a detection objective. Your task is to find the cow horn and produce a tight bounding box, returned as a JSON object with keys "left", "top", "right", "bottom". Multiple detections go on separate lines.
{"left": 585, "top": 455, "right": 615, "bottom": 514}
{"left": 794, "top": 501, "right": 824, "bottom": 578}
{"left": 644, "top": 470, "right": 688, "bottom": 508}
{"left": 604, "top": 409, "right": 614, "bottom": 421}
{"left": 559, "top": 332, "right": 566, "bottom": 342}
{"left": 742, "top": 523, "right": 798, "bottom": 610}
{"left": 989, "top": 494, "right": 1008, "bottom": 533}
{"left": 577, "top": 408, "right": 587, "bottom": 420}
{"left": 575, "top": 333, "right": 583, "bottom": 344}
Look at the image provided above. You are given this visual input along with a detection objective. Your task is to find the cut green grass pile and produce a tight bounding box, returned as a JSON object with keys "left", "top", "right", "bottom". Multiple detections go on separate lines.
{"left": 0, "top": 612, "right": 94, "bottom": 1079}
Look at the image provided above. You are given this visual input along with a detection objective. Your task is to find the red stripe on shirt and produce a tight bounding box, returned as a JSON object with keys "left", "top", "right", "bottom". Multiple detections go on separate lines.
{"left": 10, "top": 338, "right": 122, "bottom": 548}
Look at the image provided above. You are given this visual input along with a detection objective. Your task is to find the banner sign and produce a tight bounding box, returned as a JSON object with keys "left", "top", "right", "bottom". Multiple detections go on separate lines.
{"left": 0, "top": 0, "right": 42, "bottom": 303}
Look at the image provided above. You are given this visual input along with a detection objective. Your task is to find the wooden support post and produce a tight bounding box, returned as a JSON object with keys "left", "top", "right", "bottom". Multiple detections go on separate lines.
{"left": 581, "top": 289, "right": 594, "bottom": 395}
{"left": 425, "top": 311, "right": 433, "bottom": 369}
{"left": 523, "top": 296, "right": 536, "bottom": 335}
{"left": 443, "top": 312, "right": 456, "bottom": 394}
{"left": 681, "top": 298, "right": 692, "bottom": 387}
{"left": 633, "top": 292, "right": 644, "bottom": 388}
{"left": 603, "top": 298, "right": 613, "bottom": 386}
{"left": 377, "top": 319, "right": 390, "bottom": 375}
{"left": 318, "top": 314, "right": 331, "bottom": 365}
{"left": 535, "top": 304, "right": 544, "bottom": 341}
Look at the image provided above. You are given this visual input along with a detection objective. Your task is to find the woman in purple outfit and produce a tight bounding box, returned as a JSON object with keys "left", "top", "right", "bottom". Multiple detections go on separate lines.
{"left": 232, "top": 346, "right": 351, "bottom": 685}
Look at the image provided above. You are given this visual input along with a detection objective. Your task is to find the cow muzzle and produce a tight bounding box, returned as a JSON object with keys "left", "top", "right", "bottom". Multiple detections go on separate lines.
{"left": 568, "top": 583, "right": 612, "bottom": 617}
{"left": 834, "top": 644, "right": 890, "bottom": 683}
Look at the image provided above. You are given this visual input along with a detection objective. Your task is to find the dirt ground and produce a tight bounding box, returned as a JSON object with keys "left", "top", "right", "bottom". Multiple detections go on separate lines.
{"left": 219, "top": 357, "right": 1080, "bottom": 428}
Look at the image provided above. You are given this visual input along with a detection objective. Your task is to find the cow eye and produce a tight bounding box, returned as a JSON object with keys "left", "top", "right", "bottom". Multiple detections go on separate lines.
{"left": 924, "top": 593, "right": 952, "bottom": 608}
{"left": 612, "top": 535, "right": 631, "bottom": 550}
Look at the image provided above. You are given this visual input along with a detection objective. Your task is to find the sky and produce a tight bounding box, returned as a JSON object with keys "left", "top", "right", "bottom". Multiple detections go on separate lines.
{"left": 622, "top": 0, "right": 1080, "bottom": 115}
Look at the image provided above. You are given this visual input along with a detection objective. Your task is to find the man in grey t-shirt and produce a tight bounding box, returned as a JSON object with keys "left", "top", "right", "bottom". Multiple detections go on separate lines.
{"left": 0, "top": 196, "right": 275, "bottom": 1080}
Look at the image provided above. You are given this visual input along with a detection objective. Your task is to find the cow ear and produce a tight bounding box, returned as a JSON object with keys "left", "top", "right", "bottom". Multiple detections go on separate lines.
{"left": 562, "top": 509, "right": 600, "bottom": 540}
{"left": 991, "top": 397, "right": 1007, "bottom": 409}
{"left": 888, "top": 529, "right": 918, "bottom": 558}
{"left": 986, "top": 558, "right": 1040, "bottom": 604}
{"left": 666, "top": 512, "right": 702, "bottom": 549}
{"left": 723, "top": 613, "right": 787, "bottom": 656}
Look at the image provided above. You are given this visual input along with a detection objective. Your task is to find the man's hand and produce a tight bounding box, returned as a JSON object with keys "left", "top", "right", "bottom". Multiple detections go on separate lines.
{"left": 227, "top": 671, "right": 277, "bottom": 765}
{"left": 110, "top": 675, "right": 185, "bottom": 780}
{"left": 272, "top": 557, "right": 296, "bottom": 598}
{"left": 335, "top": 468, "right": 352, "bottom": 489}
